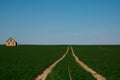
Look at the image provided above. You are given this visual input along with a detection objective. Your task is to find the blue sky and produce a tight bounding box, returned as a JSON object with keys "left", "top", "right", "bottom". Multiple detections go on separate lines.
{"left": 0, "top": 0, "right": 120, "bottom": 44}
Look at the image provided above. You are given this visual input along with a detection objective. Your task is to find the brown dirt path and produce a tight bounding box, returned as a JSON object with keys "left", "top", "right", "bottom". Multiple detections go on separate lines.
{"left": 70, "top": 46, "right": 106, "bottom": 80}
{"left": 35, "top": 47, "right": 69, "bottom": 80}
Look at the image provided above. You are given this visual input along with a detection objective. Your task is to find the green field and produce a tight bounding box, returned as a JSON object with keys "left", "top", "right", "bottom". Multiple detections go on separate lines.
{"left": 73, "top": 45, "right": 120, "bottom": 80}
{"left": 0, "top": 45, "right": 66, "bottom": 80}
{"left": 0, "top": 45, "right": 120, "bottom": 80}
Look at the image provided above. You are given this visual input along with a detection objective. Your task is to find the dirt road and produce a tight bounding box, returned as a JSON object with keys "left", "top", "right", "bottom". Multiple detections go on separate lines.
{"left": 35, "top": 47, "right": 69, "bottom": 80}
{"left": 70, "top": 46, "right": 106, "bottom": 80}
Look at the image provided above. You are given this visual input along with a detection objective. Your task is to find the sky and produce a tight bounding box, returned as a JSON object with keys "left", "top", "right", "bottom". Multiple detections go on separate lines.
{"left": 0, "top": 0, "right": 120, "bottom": 45}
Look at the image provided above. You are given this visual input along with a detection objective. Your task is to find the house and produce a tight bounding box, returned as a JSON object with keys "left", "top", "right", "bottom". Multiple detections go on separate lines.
{"left": 5, "top": 37, "right": 17, "bottom": 46}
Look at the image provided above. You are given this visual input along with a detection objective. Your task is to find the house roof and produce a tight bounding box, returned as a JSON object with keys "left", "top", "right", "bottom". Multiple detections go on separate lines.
{"left": 6, "top": 37, "right": 17, "bottom": 43}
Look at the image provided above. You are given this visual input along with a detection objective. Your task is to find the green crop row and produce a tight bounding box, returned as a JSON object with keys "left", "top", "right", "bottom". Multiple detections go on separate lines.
{"left": 46, "top": 47, "right": 96, "bottom": 80}
{"left": 0, "top": 45, "right": 67, "bottom": 80}
{"left": 73, "top": 45, "right": 120, "bottom": 80}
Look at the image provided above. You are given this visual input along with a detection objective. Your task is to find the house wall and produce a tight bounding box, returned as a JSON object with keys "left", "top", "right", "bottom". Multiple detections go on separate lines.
{"left": 6, "top": 39, "right": 17, "bottom": 46}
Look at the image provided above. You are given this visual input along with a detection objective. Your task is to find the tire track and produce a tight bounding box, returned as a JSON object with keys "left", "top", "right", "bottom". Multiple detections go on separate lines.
{"left": 70, "top": 46, "right": 106, "bottom": 80}
{"left": 35, "top": 47, "right": 69, "bottom": 80}
{"left": 68, "top": 64, "right": 72, "bottom": 80}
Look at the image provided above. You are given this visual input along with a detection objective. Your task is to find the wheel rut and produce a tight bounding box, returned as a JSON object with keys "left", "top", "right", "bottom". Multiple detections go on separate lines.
{"left": 35, "top": 47, "right": 69, "bottom": 80}
{"left": 68, "top": 64, "right": 72, "bottom": 80}
{"left": 35, "top": 46, "right": 107, "bottom": 80}
{"left": 70, "top": 46, "right": 106, "bottom": 80}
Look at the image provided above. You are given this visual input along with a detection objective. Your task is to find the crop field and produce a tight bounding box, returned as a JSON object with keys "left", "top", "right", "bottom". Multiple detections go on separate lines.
{"left": 0, "top": 45, "right": 120, "bottom": 80}
{"left": 73, "top": 45, "right": 120, "bottom": 80}
{"left": 0, "top": 45, "right": 66, "bottom": 80}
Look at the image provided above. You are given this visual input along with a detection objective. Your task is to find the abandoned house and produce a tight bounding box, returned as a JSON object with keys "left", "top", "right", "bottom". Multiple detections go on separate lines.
{"left": 5, "top": 37, "right": 17, "bottom": 46}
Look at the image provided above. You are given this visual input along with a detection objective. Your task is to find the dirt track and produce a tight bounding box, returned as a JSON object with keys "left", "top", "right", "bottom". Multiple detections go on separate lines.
{"left": 35, "top": 47, "right": 69, "bottom": 80}
{"left": 70, "top": 46, "right": 106, "bottom": 80}
{"left": 35, "top": 46, "right": 107, "bottom": 80}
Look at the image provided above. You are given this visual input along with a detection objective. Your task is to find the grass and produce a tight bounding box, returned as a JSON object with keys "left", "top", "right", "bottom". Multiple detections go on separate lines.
{"left": 73, "top": 45, "right": 120, "bottom": 80}
{"left": 0, "top": 45, "right": 66, "bottom": 80}
{"left": 46, "top": 47, "right": 96, "bottom": 80}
